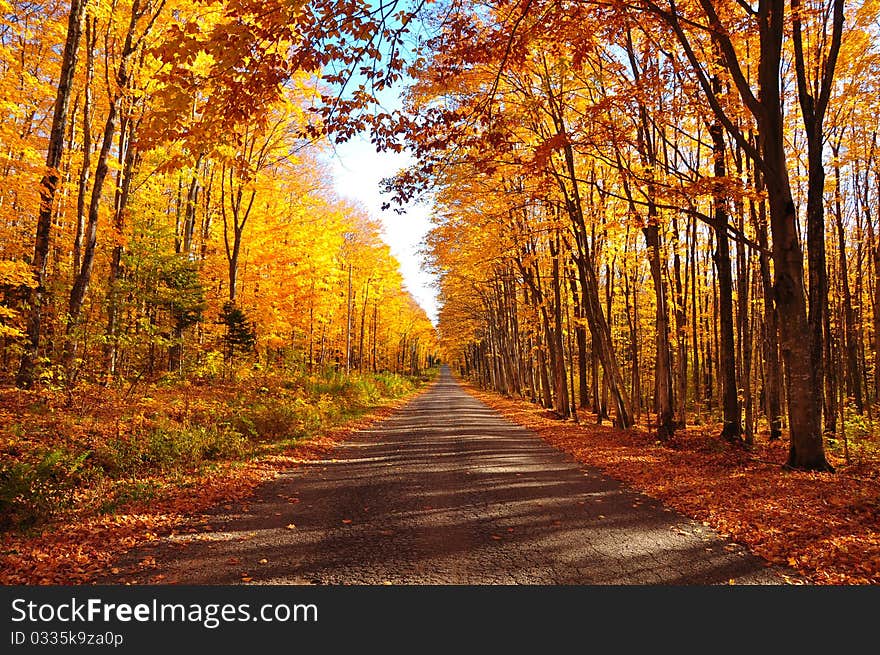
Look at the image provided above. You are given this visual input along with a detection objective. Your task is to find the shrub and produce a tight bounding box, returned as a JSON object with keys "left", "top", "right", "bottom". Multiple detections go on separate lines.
{"left": 220, "top": 302, "right": 256, "bottom": 360}
{"left": 373, "top": 372, "right": 414, "bottom": 398}
{"left": 235, "top": 400, "right": 306, "bottom": 441}
{"left": 98, "top": 480, "right": 159, "bottom": 514}
{"left": 0, "top": 449, "right": 89, "bottom": 530}
{"left": 94, "top": 424, "right": 248, "bottom": 475}
{"left": 144, "top": 424, "right": 248, "bottom": 469}
{"left": 233, "top": 394, "right": 342, "bottom": 442}
{"left": 342, "top": 376, "right": 381, "bottom": 406}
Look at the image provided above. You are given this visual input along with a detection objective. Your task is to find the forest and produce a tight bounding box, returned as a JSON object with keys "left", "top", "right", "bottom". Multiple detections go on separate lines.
{"left": 1, "top": 0, "right": 436, "bottom": 385}
{"left": 1, "top": 0, "right": 879, "bottom": 586}
{"left": 396, "top": 0, "right": 880, "bottom": 473}
{"left": 0, "top": 0, "right": 437, "bottom": 564}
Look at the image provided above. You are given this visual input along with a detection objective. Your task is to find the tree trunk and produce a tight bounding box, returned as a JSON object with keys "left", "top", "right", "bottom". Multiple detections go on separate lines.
{"left": 169, "top": 163, "right": 201, "bottom": 374}
{"left": 644, "top": 220, "right": 675, "bottom": 438}
{"left": 66, "top": 102, "right": 118, "bottom": 328}
{"left": 835, "top": 163, "right": 863, "bottom": 414}
{"left": 874, "top": 226, "right": 880, "bottom": 405}
{"left": 536, "top": 329, "right": 553, "bottom": 409}
{"left": 648, "top": 0, "right": 831, "bottom": 467}
{"left": 69, "top": 5, "right": 141, "bottom": 377}
{"left": 17, "top": 0, "right": 87, "bottom": 387}
{"left": 792, "top": 0, "right": 845, "bottom": 434}
{"left": 713, "top": 214, "right": 742, "bottom": 441}
{"left": 569, "top": 275, "right": 590, "bottom": 409}
{"left": 753, "top": 157, "right": 783, "bottom": 440}
{"left": 690, "top": 216, "right": 701, "bottom": 410}
{"left": 803, "top": 125, "right": 830, "bottom": 432}
{"left": 671, "top": 213, "right": 688, "bottom": 427}
{"left": 72, "top": 17, "right": 96, "bottom": 278}
{"left": 764, "top": 165, "right": 830, "bottom": 469}
{"left": 757, "top": 0, "right": 830, "bottom": 470}
{"left": 546, "top": 116, "right": 633, "bottom": 426}
{"left": 358, "top": 280, "right": 370, "bottom": 372}
{"left": 622, "top": 28, "right": 674, "bottom": 436}
{"left": 622, "top": 234, "right": 641, "bottom": 420}
{"left": 736, "top": 208, "right": 754, "bottom": 446}
{"left": 345, "top": 262, "right": 352, "bottom": 374}
{"left": 549, "top": 232, "right": 570, "bottom": 417}
{"left": 708, "top": 80, "right": 742, "bottom": 441}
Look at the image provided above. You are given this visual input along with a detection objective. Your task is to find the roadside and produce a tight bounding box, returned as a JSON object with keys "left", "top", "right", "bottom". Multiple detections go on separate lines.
{"left": 0, "top": 370, "right": 434, "bottom": 584}
{"left": 464, "top": 385, "right": 880, "bottom": 584}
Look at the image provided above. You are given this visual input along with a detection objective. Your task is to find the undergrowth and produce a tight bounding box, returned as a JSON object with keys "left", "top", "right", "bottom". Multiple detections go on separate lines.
{"left": 0, "top": 369, "right": 433, "bottom": 532}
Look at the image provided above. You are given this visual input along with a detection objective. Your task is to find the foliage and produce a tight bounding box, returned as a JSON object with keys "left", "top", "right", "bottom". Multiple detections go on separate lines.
{"left": 471, "top": 385, "right": 880, "bottom": 585}
{"left": 0, "top": 260, "right": 35, "bottom": 340}
{"left": 94, "top": 424, "right": 248, "bottom": 476}
{"left": 0, "top": 368, "right": 426, "bottom": 534}
{"left": 163, "top": 258, "right": 206, "bottom": 331}
{"left": 0, "top": 449, "right": 89, "bottom": 530}
{"left": 219, "top": 303, "right": 257, "bottom": 360}
{"left": 0, "top": 0, "right": 437, "bottom": 386}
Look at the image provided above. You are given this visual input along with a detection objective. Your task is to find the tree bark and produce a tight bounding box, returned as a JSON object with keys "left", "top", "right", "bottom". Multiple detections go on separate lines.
{"left": 569, "top": 274, "right": 590, "bottom": 409}
{"left": 792, "top": 0, "right": 845, "bottom": 434}
{"left": 644, "top": 219, "right": 675, "bottom": 439}
{"left": 17, "top": 0, "right": 87, "bottom": 387}
{"left": 754, "top": 192, "right": 783, "bottom": 440}
{"left": 72, "top": 17, "right": 96, "bottom": 278}
{"left": 705, "top": 40, "right": 742, "bottom": 442}
{"left": 671, "top": 213, "right": 688, "bottom": 427}
{"left": 834, "top": 156, "right": 863, "bottom": 414}
{"left": 549, "top": 231, "right": 570, "bottom": 417}
{"left": 65, "top": 3, "right": 141, "bottom": 371}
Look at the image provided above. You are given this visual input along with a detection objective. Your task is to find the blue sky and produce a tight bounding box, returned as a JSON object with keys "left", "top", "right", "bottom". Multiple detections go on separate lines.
{"left": 328, "top": 136, "right": 438, "bottom": 324}
{"left": 323, "top": 2, "right": 438, "bottom": 324}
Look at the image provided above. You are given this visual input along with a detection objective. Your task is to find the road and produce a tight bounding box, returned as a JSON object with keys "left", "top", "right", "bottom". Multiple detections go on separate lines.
{"left": 108, "top": 367, "right": 787, "bottom": 584}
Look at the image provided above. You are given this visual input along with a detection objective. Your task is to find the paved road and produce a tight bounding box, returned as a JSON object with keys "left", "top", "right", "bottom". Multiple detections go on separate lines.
{"left": 110, "top": 367, "right": 787, "bottom": 584}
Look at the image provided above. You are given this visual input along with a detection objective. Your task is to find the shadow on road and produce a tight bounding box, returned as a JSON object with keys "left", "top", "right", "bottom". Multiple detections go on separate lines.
{"left": 108, "top": 366, "right": 788, "bottom": 585}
